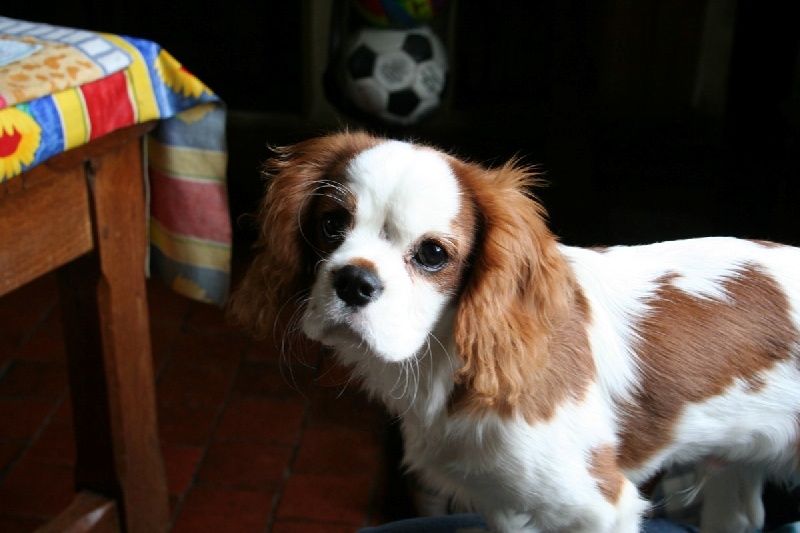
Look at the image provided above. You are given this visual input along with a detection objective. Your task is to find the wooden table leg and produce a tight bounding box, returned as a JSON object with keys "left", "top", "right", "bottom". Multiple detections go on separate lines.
{"left": 35, "top": 492, "right": 120, "bottom": 533}
{"left": 55, "top": 137, "right": 169, "bottom": 533}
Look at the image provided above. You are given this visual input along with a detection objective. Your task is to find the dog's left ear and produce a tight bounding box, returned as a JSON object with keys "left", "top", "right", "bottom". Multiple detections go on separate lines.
{"left": 452, "top": 159, "right": 573, "bottom": 414}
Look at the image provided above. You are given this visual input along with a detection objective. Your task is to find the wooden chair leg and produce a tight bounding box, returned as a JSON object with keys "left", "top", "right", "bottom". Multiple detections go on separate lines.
{"left": 56, "top": 139, "right": 169, "bottom": 533}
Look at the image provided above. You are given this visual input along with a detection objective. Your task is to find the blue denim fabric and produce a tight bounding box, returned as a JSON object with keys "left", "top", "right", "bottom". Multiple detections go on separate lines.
{"left": 358, "top": 514, "right": 701, "bottom": 532}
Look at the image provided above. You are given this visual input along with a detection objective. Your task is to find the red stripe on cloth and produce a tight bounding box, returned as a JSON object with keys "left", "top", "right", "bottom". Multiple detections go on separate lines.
{"left": 80, "top": 71, "right": 136, "bottom": 140}
{"left": 149, "top": 167, "right": 231, "bottom": 243}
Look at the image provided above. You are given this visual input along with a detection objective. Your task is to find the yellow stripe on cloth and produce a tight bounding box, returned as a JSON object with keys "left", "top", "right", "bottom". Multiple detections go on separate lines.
{"left": 150, "top": 218, "right": 230, "bottom": 272}
{"left": 147, "top": 137, "right": 227, "bottom": 182}
{"left": 53, "top": 89, "right": 89, "bottom": 150}
{"left": 103, "top": 34, "right": 160, "bottom": 122}
{"left": 171, "top": 274, "right": 212, "bottom": 303}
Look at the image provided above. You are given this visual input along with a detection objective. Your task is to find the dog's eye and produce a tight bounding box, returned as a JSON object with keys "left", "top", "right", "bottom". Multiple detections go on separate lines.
{"left": 414, "top": 240, "right": 448, "bottom": 272}
{"left": 321, "top": 211, "right": 349, "bottom": 242}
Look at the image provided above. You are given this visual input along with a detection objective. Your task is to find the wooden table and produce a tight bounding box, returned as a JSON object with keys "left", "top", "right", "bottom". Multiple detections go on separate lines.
{"left": 0, "top": 122, "right": 170, "bottom": 532}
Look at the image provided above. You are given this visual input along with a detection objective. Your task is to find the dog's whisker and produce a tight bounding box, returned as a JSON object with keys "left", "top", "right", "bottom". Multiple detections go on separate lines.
{"left": 388, "top": 362, "right": 408, "bottom": 401}
{"left": 426, "top": 332, "right": 451, "bottom": 384}
{"left": 405, "top": 358, "right": 417, "bottom": 406}
{"left": 386, "top": 359, "right": 407, "bottom": 400}
{"left": 273, "top": 292, "right": 314, "bottom": 399}
{"left": 425, "top": 338, "right": 435, "bottom": 396}
{"left": 332, "top": 365, "right": 358, "bottom": 400}
{"left": 413, "top": 350, "right": 424, "bottom": 408}
{"left": 407, "top": 358, "right": 418, "bottom": 402}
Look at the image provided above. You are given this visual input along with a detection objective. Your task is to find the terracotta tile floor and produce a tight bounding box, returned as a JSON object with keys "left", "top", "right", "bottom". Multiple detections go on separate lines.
{"left": 0, "top": 268, "right": 396, "bottom": 532}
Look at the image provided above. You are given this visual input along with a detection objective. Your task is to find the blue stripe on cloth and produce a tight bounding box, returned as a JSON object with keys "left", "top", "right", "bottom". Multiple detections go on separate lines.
{"left": 357, "top": 515, "right": 703, "bottom": 533}
{"left": 150, "top": 104, "right": 227, "bottom": 151}
{"left": 121, "top": 35, "right": 222, "bottom": 126}
{"left": 149, "top": 244, "right": 230, "bottom": 306}
{"left": 357, "top": 515, "right": 800, "bottom": 533}
{"left": 22, "top": 98, "right": 64, "bottom": 171}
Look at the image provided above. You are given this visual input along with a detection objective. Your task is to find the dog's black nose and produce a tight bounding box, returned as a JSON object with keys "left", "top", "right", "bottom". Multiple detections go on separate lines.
{"left": 333, "top": 265, "right": 383, "bottom": 307}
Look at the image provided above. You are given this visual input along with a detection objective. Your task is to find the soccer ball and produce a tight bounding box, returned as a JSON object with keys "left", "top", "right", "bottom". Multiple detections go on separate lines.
{"left": 336, "top": 25, "right": 448, "bottom": 126}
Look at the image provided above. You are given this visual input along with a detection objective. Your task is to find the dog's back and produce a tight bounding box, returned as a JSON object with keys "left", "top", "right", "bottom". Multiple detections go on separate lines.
{"left": 564, "top": 237, "right": 800, "bottom": 532}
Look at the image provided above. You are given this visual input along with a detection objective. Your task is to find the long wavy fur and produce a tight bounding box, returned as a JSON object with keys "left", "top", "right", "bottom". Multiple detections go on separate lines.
{"left": 450, "top": 157, "right": 574, "bottom": 417}
{"left": 227, "top": 131, "right": 381, "bottom": 338}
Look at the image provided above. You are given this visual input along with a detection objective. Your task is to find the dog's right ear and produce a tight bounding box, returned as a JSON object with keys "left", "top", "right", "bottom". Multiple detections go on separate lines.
{"left": 451, "top": 158, "right": 573, "bottom": 416}
{"left": 227, "top": 131, "right": 380, "bottom": 338}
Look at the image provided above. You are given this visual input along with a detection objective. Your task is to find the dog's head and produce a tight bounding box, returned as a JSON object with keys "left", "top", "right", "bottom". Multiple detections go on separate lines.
{"left": 230, "top": 132, "right": 571, "bottom": 406}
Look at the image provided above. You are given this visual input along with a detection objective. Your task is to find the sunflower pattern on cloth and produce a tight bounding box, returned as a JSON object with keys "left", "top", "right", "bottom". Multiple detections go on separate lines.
{"left": 0, "top": 17, "right": 230, "bottom": 306}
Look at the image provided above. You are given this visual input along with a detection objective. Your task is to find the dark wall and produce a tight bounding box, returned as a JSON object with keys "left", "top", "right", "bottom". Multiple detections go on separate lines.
{"left": 3, "top": 2, "right": 304, "bottom": 114}
{"left": 5, "top": 2, "right": 799, "bottom": 248}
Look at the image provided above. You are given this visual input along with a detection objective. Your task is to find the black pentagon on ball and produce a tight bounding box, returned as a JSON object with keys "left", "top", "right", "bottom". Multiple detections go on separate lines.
{"left": 387, "top": 89, "right": 421, "bottom": 117}
{"left": 347, "top": 44, "right": 377, "bottom": 79}
{"left": 402, "top": 33, "right": 433, "bottom": 63}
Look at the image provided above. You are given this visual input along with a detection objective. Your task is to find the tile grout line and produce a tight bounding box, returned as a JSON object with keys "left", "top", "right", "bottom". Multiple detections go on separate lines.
{"left": 263, "top": 347, "right": 324, "bottom": 533}
{"left": 0, "top": 296, "right": 66, "bottom": 489}
{"left": 164, "top": 302, "right": 246, "bottom": 531}
{"left": 0, "top": 299, "right": 58, "bottom": 379}
{"left": 151, "top": 297, "right": 196, "bottom": 383}
{"left": 0, "top": 389, "right": 69, "bottom": 523}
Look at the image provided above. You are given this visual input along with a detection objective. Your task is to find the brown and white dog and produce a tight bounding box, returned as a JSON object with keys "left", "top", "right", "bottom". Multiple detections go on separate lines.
{"left": 230, "top": 131, "right": 800, "bottom": 533}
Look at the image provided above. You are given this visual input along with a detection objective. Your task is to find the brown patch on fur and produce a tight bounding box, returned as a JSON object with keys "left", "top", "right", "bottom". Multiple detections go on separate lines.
{"left": 447, "top": 157, "right": 595, "bottom": 423}
{"left": 745, "top": 373, "right": 768, "bottom": 394}
{"left": 410, "top": 234, "right": 474, "bottom": 298}
{"left": 410, "top": 192, "right": 480, "bottom": 298}
{"left": 350, "top": 257, "right": 378, "bottom": 272}
{"left": 312, "top": 182, "right": 357, "bottom": 256}
{"left": 749, "top": 239, "right": 786, "bottom": 249}
{"left": 588, "top": 445, "right": 626, "bottom": 504}
{"left": 618, "top": 264, "right": 799, "bottom": 470}
{"left": 228, "top": 131, "right": 382, "bottom": 338}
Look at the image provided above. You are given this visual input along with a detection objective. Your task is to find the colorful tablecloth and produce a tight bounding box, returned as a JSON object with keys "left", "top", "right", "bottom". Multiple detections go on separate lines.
{"left": 0, "top": 17, "right": 230, "bottom": 306}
